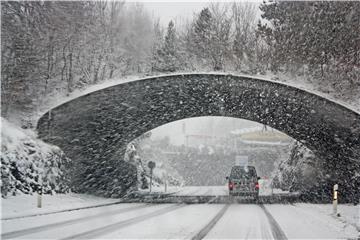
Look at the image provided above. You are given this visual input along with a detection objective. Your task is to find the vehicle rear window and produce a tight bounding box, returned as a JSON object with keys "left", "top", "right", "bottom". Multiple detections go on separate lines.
{"left": 230, "top": 166, "right": 257, "bottom": 179}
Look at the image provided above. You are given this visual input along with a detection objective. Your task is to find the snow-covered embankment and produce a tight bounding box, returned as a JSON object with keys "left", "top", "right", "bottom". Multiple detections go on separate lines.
{"left": 1, "top": 118, "right": 70, "bottom": 197}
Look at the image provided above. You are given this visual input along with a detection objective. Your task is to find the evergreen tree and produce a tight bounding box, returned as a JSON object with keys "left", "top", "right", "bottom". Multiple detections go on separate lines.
{"left": 151, "top": 20, "right": 164, "bottom": 72}
{"left": 258, "top": 1, "right": 360, "bottom": 82}
{"left": 188, "top": 6, "right": 231, "bottom": 71}
{"left": 162, "top": 21, "right": 179, "bottom": 72}
{"left": 152, "top": 20, "right": 181, "bottom": 72}
{"left": 193, "top": 8, "right": 213, "bottom": 59}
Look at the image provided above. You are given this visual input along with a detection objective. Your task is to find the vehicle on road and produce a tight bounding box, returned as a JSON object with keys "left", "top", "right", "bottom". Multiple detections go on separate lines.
{"left": 226, "top": 165, "right": 260, "bottom": 200}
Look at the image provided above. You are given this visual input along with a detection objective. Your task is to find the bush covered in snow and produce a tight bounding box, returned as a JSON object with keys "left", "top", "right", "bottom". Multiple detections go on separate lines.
{"left": 1, "top": 118, "right": 70, "bottom": 197}
{"left": 271, "top": 142, "right": 329, "bottom": 201}
{"left": 272, "top": 142, "right": 360, "bottom": 203}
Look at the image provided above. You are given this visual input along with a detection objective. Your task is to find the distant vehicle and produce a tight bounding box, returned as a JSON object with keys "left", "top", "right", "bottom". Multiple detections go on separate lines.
{"left": 226, "top": 165, "right": 260, "bottom": 200}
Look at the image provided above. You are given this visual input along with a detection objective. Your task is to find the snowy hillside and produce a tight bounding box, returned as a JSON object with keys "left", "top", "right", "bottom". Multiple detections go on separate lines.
{"left": 1, "top": 118, "right": 70, "bottom": 197}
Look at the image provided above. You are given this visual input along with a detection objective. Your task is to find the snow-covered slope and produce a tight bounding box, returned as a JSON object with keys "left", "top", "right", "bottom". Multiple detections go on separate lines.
{"left": 1, "top": 118, "right": 70, "bottom": 197}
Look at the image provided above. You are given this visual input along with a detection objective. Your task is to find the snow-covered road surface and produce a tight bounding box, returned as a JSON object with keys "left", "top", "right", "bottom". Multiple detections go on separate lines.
{"left": 1, "top": 193, "right": 121, "bottom": 220}
{"left": 146, "top": 181, "right": 290, "bottom": 197}
{"left": 2, "top": 202, "right": 358, "bottom": 239}
{"left": 170, "top": 186, "right": 228, "bottom": 196}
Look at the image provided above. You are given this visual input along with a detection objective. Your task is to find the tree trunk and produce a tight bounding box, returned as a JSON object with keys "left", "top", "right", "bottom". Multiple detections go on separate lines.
{"left": 45, "top": 33, "right": 55, "bottom": 96}
{"left": 100, "top": 63, "right": 106, "bottom": 81}
{"left": 93, "top": 54, "right": 103, "bottom": 84}
{"left": 61, "top": 44, "right": 67, "bottom": 85}
{"left": 68, "top": 52, "right": 73, "bottom": 93}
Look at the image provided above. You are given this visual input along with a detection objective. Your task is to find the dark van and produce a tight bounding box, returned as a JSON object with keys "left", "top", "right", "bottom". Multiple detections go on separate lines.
{"left": 226, "top": 165, "right": 260, "bottom": 199}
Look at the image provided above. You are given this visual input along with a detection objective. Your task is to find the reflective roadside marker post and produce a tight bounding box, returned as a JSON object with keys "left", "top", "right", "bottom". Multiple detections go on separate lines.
{"left": 357, "top": 203, "right": 360, "bottom": 232}
{"left": 148, "top": 161, "right": 156, "bottom": 193}
{"left": 37, "top": 185, "right": 42, "bottom": 208}
{"left": 333, "top": 184, "right": 338, "bottom": 215}
{"left": 37, "top": 192, "right": 42, "bottom": 208}
{"left": 163, "top": 173, "right": 168, "bottom": 193}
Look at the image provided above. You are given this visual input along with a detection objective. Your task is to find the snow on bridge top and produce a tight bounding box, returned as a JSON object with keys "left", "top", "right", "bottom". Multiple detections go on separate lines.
{"left": 39, "top": 72, "right": 360, "bottom": 122}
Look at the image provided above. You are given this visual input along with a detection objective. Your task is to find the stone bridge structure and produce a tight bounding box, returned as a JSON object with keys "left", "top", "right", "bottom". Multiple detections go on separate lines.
{"left": 37, "top": 74, "right": 360, "bottom": 198}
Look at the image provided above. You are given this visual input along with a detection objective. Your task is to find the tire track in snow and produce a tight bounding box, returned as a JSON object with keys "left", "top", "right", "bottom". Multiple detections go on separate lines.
{"left": 60, "top": 204, "right": 186, "bottom": 240}
{"left": 1, "top": 204, "right": 149, "bottom": 239}
{"left": 260, "top": 204, "right": 287, "bottom": 240}
{"left": 191, "top": 204, "right": 230, "bottom": 240}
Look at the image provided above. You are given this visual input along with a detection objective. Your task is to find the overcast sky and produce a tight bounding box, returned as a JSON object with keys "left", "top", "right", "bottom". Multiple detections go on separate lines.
{"left": 142, "top": 1, "right": 262, "bottom": 26}
{"left": 143, "top": 2, "right": 207, "bottom": 26}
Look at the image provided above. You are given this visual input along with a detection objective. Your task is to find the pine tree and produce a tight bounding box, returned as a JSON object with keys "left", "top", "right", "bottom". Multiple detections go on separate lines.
{"left": 162, "top": 21, "right": 179, "bottom": 72}
{"left": 258, "top": 1, "right": 360, "bottom": 82}
{"left": 151, "top": 20, "right": 164, "bottom": 72}
{"left": 193, "top": 8, "right": 213, "bottom": 60}
{"left": 152, "top": 20, "right": 181, "bottom": 72}
{"left": 188, "top": 6, "right": 231, "bottom": 71}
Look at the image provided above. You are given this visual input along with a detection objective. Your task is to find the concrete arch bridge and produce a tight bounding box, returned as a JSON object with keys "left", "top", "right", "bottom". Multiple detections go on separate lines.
{"left": 37, "top": 74, "right": 360, "bottom": 199}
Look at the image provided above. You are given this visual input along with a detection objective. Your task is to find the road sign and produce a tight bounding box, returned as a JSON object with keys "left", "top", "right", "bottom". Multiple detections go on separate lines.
{"left": 235, "top": 155, "right": 248, "bottom": 166}
{"left": 148, "top": 161, "right": 156, "bottom": 169}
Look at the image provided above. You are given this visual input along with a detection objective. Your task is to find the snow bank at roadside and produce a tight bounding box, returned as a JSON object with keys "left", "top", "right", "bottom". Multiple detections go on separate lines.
{"left": 292, "top": 203, "right": 360, "bottom": 237}
{"left": 1, "top": 118, "right": 70, "bottom": 197}
{"left": 298, "top": 203, "right": 360, "bottom": 231}
{"left": 1, "top": 192, "right": 120, "bottom": 219}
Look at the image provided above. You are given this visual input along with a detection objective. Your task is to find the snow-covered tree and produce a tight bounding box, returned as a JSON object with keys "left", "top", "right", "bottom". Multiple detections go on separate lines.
{"left": 152, "top": 21, "right": 183, "bottom": 72}
{"left": 232, "top": 2, "right": 258, "bottom": 72}
{"left": 272, "top": 141, "right": 360, "bottom": 203}
{"left": 187, "top": 5, "right": 232, "bottom": 71}
{"left": 187, "top": 8, "right": 213, "bottom": 70}
{"left": 258, "top": 1, "right": 360, "bottom": 86}
{"left": 1, "top": 118, "right": 70, "bottom": 197}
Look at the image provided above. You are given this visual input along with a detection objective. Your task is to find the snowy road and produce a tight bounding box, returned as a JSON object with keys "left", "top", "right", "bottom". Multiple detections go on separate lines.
{"left": 147, "top": 181, "right": 290, "bottom": 197}
{"left": 2, "top": 202, "right": 358, "bottom": 239}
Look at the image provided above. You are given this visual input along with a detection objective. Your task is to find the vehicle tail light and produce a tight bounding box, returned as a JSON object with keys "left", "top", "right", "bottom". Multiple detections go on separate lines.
{"left": 228, "top": 182, "right": 234, "bottom": 190}
{"left": 255, "top": 182, "right": 260, "bottom": 189}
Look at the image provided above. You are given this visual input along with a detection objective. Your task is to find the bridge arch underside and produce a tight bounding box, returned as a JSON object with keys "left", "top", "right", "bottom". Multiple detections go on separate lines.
{"left": 37, "top": 74, "right": 360, "bottom": 198}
